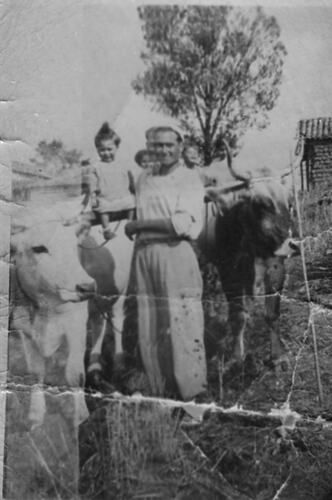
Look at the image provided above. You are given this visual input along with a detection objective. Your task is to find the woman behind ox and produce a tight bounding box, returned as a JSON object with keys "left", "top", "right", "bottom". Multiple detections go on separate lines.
{"left": 125, "top": 126, "right": 207, "bottom": 401}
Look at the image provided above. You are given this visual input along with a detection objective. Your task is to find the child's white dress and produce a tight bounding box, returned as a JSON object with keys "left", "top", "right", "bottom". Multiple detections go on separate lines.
{"left": 90, "top": 160, "right": 135, "bottom": 213}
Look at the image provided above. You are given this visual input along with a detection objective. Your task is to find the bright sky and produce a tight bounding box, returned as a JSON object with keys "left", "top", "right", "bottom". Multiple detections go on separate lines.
{"left": 2, "top": 0, "right": 332, "bottom": 178}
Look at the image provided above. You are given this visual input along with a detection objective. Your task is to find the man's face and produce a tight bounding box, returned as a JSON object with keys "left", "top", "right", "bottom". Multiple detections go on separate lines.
{"left": 97, "top": 139, "right": 118, "bottom": 163}
{"left": 153, "top": 130, "right": 182, "bottom": 168}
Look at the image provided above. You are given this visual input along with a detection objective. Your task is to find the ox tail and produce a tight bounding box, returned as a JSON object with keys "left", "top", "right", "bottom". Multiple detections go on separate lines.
{"left": 222, "top": 139, "right": 251, "bottom": 185}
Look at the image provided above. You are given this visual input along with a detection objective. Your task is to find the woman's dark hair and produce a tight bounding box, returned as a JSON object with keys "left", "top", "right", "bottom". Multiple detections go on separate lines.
{"left": 95, "top": 122, "right": 121, "bottom": 149}
{"left": 135, "top": 149, "right": 158, "bottom": 166}
{"left": 135, "top": 150, "right": 149, "bottom": 166}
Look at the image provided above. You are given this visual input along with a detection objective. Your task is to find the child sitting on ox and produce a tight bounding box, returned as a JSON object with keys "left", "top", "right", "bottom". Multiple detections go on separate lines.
{"left": 87, "top": 122, "right": 135, "bottom": 240}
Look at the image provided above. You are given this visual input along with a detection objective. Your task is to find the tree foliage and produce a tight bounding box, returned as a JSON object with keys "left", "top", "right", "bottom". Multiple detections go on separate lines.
{"left": 35, "top": 139, "right": 82, "bottom": 171}
{"left": 133, "top": 6, "right": 287, "bottom": 165}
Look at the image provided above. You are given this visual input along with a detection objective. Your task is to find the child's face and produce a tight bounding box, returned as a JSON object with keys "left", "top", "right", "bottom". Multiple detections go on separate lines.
{"left": 183, "top": 147, "right": 200, "bottom": 167}
{"left": 97, "top": 139, "right": 118, "bottom": 163}
{"left": 140, "top": 152, "right": 158, "bottom": 169}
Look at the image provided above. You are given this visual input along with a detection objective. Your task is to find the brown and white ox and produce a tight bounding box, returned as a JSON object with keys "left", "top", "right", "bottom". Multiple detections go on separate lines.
{"left": 9, "top": 209, "right": 95, "bottom": 428}
{"left": 199, "top": 144, "right": 299, "bottom": 370}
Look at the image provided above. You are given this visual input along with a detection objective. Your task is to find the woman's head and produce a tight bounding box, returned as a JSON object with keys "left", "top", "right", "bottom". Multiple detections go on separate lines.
{"left": 183, "top": 144, "right": 201, "bottom": 168}
{"left": 95, "top": 122, "right": 121, "bottom": 162}
{"left": 135, "top": 149, "right": 159, "bottom": 169}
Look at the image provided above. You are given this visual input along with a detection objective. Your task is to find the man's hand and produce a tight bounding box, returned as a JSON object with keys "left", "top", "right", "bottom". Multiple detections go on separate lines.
{"left": 125, "top": 221, "right": 139, "bottom": 240}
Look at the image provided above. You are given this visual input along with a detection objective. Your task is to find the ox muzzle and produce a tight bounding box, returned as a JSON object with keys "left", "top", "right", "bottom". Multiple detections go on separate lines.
{"left": 76, "top": 281, "right": 97, "bottom": 301}
{"left": 59, "top": 281, "right": 96, "bottom": 303}
{"left": 274, "top": 238, "right": 301, "bottom": 258}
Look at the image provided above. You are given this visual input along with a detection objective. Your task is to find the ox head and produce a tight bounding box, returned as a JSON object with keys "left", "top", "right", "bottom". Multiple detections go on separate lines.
{"left": 206, "top": 176, "right": 298, "bottom": 261}
{"left": 11, "top": 219, "right": 96, "bottom": 308}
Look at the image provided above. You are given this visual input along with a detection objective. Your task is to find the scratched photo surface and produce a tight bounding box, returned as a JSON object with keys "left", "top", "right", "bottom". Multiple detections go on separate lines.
{"left": 3, "top": 1, "right": 332, "bottom": 499}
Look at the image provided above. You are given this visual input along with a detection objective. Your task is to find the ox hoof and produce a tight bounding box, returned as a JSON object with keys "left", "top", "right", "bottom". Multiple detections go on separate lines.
{"left": 272, "top": 354, "right": 290, "bottom": 373}
{"left": 87, "top": 370, "right": 116, "bottom": 394}
{"left": 99, "top": 380, "right": 117, "bottom": 395}
{"left": 87, "top": 370, "right": 103, "bottom": 390}
{"left": 222, "top": 358, "right": 243, "bottom": 376}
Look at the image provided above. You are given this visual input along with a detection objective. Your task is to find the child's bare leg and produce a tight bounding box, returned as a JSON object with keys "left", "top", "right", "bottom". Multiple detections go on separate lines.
{"left": 127, "top": 208, "right": 136, "bottom": 221}
{"left": 100, "top": 213, "right": 116, "bottom": 241}
{"left": 100, "top": 213, "right": 110, "bottom": 230}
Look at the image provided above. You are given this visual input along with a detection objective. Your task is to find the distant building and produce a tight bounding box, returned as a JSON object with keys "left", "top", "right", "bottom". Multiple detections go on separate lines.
{"left": 296, "top": 117, "right": 332, "bottom": 190}
{"left": 11, "top": 161, "right": 81, "bottom": 202}
{"left": 12, "top": 161, "right": 52, "bottom": 180}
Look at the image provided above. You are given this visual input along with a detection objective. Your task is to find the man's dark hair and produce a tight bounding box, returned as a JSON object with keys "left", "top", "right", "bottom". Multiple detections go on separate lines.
{"left": 95, "top": 122, "right": 121, "bottom": 149}
{"left": 145, "top": 127, "right": 156, "bottom": 140}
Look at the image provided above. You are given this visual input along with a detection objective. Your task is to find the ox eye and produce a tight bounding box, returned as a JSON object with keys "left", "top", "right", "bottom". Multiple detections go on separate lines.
{"left": 32, "top": 245, "right": 49, "bottom": 254}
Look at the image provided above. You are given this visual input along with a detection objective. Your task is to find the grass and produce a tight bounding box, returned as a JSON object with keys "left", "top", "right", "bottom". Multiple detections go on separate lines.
{"left": 187, "top": 411, "right": 332, "bottom": 500}
{"left": 79, "top": 400, "right": 231, "bottom": 500}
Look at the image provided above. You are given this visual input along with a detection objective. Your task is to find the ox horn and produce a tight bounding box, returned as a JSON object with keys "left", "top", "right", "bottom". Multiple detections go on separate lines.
{"left": 222, "top": 139, "right": 251, "bottom": 184}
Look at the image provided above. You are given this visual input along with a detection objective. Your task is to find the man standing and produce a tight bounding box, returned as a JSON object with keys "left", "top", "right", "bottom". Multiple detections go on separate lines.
{"left": 125, "top": 126, "right": 207, "bottom": 400}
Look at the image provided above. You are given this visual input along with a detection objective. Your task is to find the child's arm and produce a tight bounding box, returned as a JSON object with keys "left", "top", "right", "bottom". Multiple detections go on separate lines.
{"left": 127, "top": 208, "right": 136, "bottom": 221}
{"left": 81, "top": 192, "right": 90, "bottom": 210}
{"left": 127, "top": 170, "right": 136, "bottom": 195}
{"left": 126, "top": 170, "right": 136, "bottom": 221}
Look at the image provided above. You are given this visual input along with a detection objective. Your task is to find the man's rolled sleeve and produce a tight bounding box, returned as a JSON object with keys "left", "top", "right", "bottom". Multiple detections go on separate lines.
{"left": 171, "top": 170, "right": 205, "bottom": 240}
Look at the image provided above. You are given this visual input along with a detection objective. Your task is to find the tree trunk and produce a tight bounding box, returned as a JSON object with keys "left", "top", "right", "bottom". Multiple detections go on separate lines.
{"left": 203, "top": 134, "right": 213, "bottom": 166}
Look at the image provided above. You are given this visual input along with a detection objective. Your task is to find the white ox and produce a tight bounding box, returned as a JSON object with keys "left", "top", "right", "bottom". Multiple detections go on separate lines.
{"left": 10, "top": 206, "right": 95, "bottom": 427}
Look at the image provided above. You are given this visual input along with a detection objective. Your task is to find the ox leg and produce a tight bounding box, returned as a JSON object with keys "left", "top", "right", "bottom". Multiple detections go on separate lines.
{"left": 86, "top": 299, "right": 108, "bottom": 388}
{"left": 65, "top": 308, "right": 88, "bottom": 389}
{"left": 11, "top": 310, "right": 47, "bottom": 428}
{"left": 87, "top": 316, "right": 108, "bottom": 388}
{"left": 112, "top": 295, "right": 126, "bottom": 356}
{"left": 20, "top": 331, "right": 46, "bottom": 429}
{"left": 227, "top": 295, "right": 249, "bottom": 364}
{"left": 264, "top": 256, "right": 288, "bottom": 367}
{"left": 65, "top": 308, "right": 89, "bottom": 426}
{"left": 218, "top": 269, "right": 248, "bottom": 364}
{"left": 28, "top": 362, "right": 46, "bottom": 428}
{"left": 217, "top": 256, "right": 254, "bottom": 368}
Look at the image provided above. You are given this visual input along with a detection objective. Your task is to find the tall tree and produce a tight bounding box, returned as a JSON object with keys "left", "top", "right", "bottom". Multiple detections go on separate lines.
{"left": 133, "top": 6, "right": 286, "bottom": 165}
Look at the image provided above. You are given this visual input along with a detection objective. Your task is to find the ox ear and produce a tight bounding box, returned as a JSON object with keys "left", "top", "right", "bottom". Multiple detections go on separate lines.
{"left": 10, "top": 220, "right": 31, "bottom": 254}
{"left": 10, "top": 231, "right": 24, "bottom": 255}
{"left": 11, "top": 223, "right": 27, "bottom": 235}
